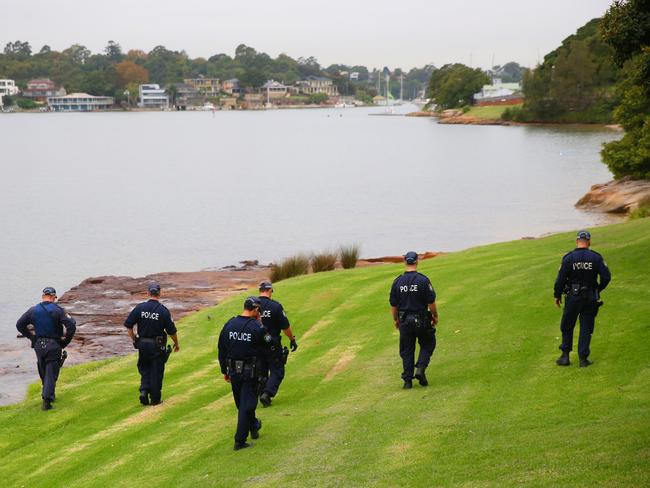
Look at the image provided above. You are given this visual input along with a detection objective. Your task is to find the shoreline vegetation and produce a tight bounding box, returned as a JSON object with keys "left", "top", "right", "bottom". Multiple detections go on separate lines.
{"left": 1, "top": 218, "right": 648, "bottom": 486}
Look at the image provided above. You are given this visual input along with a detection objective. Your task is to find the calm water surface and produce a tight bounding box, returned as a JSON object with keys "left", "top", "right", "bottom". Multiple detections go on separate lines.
{"left": 0, "top": 104, "right": 620, "bottom": 403}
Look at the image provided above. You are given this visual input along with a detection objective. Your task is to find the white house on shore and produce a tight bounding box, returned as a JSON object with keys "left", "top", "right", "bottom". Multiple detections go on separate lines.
{"left": 47, "top": 93, "right": 114, "bottom": 111}
{"left": 139, "top": 84, "right": 169, "bottom": 109}
{"left": 0, "top": 79, "right": 20, "bottom": 107}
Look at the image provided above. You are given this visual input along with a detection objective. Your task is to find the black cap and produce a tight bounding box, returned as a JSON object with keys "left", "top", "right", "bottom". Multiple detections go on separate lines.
{"left": 404, "top": 251, "right": 418, "bottom": 265}
{"left": 259, "top": 280, "right": 273, "bottom": 291}
{"left": 148, "top": 282, "right": 161, "bottom": 294}
{"left": 42, "top": 287, "right": 57, "bottom": 296}
{"left": 577, "top": 230, "right": 591, "bottom": 240}
{"left": 244, "top": 296, "right": 261, "bottom": 310}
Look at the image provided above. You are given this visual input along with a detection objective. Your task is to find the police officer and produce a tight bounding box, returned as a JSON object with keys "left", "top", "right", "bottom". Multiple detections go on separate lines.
{"left": 16, "top": 287, "right": 77, "bottom": 410}
{"left": 257, "top": 280, "right": 298, "bottom": 408}
{"left": 554, "top": 230, "right": 611, "bottom": 367}
{"left": 218, "top": 296, "right": 271, "bottom": 450}
{"left": 389, "top": 251, "right": 439, "bottom": 389}
{"left": 124, "top": 283, "right": 179, "bottom": 405}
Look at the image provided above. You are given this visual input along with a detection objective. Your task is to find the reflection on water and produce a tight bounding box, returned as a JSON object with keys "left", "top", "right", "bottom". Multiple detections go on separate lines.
{"left": 0, "top": 104, "right": 621, "bottom": 403}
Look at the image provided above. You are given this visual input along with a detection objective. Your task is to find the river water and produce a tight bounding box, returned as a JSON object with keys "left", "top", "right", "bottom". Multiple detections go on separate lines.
{"left": 0, "top": 104, "right": 619, "bottom": 404}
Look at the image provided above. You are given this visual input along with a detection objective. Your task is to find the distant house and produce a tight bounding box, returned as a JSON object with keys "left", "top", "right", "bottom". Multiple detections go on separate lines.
{"left": 261, "top": 80, "right": 294, "bottom": 100}
{"left": 139, "top": 84, "right": 169, "bottom": 109}
{"left": 23, "top": 79, "right": 66, "bottom": 102}
{"left": 222, "top": 79, "right": 241, "bottom": 95}
{"left": 372, "top": 95, "right": 386, "bottom": 105}
{"left": 174, "top": 83, "right": 202, "bottom": 109}
{"left": 220, "top": 97, "right": 238, "bottom": 110}
{"left": 473, "top": 82, "right": 523, "bottom": 106}
{"left": 0, "top": 79, "right": 20, "bottom": 105}
{"left": 296, "top": 76, "right": 339, "bottom": 97}
{"left": 184, "top": 77, "right": 220, "bottom": 96}
{"left": 349, "top": 72, "right": 360, "bottom": 80}
{"left": 47, "top": 93, "right": 114, "bottom": 111}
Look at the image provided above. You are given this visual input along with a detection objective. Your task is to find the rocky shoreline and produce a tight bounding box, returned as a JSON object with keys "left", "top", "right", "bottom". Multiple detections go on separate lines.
{"left": 576, "top": 177, "right": 650, "bottom": 214}
{"left": 53, "top": 253, "right": 441, "bottom": 364}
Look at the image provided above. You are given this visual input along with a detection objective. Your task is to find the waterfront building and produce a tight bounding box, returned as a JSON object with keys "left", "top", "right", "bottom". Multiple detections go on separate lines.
{"left": 183, "top": 77, "right": 220, "bottom": 96}
{"left": 222, "top": 79, "right": 241, "bottom": 94}
{"left": 138, "top": 84, "right": 169, "bottom": 109}
{"left": 47, "top": 93, "right": 114, "bottom": 111}
{"left": 22, "top": 79, "right": 66, "bottom": 102}
{"left": 473, "top": 82, "right": 523, "bottom": 106}
{"left": 261, "top": 80, "right": 294, "bottom": 100}
{"left": 0, "top": 79, "right": 20, "bottom": 103}
{"left": 372, "top": 95, "right": 386, "bottom": 105}
{"left": 174, "top": 83, "right": 202, "bottom": 109}
{"left": 296, "top": 76, "right": 339, "bottom": 97}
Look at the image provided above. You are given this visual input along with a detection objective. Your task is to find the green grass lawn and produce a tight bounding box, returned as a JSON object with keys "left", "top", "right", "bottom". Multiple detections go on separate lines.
{"left": 1, "top": 219, "right": 649, "bottom": 487}
{"left": 466, "top": 104, "right": 522, "bottom": 120}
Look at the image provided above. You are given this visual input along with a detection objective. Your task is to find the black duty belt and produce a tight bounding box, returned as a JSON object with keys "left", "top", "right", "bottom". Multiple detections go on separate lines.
{"left": 227, "top": 357, "right": 257, "bottom": 377}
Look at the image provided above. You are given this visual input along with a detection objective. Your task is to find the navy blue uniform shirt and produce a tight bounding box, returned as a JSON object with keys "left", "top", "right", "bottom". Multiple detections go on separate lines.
{"left": 258, "top": 296, "right": 290, "bottom": 338}
{"left": 16, "top": 302, "right": 77, "bottom": 343}
{"left": 390, "top": 271, "right": 436, "bottom": 312}
{"left": 124, "top": 299, "right": 177, "bottom": 338}
{"left": 554, "top": 248, "right": 611, "bottom": 298}
{"left": 218, "top": 316, "right": 269, "bottom": 374}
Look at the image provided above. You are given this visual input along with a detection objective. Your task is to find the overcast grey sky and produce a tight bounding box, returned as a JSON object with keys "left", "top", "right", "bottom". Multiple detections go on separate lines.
{"left": 3, "top": 0, "right": 613, "bottom": 70}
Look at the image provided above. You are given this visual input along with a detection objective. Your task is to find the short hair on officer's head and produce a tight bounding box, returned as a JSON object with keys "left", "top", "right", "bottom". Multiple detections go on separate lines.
{"left": 244, "top": 296, "right": 261, "bottom": 310}
{"left": 577, "top": 230, "right": 591, "bottom": 241}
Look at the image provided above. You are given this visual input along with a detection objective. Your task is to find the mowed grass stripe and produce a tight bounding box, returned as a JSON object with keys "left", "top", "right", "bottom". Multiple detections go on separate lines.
{"left": 1, "top": 218, "right": 649, "bottom": 487}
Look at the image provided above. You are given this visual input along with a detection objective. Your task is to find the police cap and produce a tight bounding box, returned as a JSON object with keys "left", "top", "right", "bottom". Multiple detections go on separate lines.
{"left": 404, "top": 251, "right": 418, "bottom": 265}
{"left": 42, "top": 286, "right": 57, "bottom": 296}
{"left": 577, "top": 230, "right": 591, "bottom": 241}
{"left": 244, "top": 296, "right": 261, "bottom": 310}
{"left": 148, "top": 282, "right": 161, "bottom": 294}
{"left": 259, "top": 280, "right": 273, "bottom": 291}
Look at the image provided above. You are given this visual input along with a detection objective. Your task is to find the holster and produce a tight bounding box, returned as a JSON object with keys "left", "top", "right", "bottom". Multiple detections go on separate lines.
{"left": 59, "top": 350, "right": 68, "bottom": 368}
{"left": 163, "top": 345, "right": 172, "bottom": 363}
{"left": 282, "top": 346, "right": 289, "bottom": 365}
{"left": 227, "top": 358, "right": 257, "bottom": 379}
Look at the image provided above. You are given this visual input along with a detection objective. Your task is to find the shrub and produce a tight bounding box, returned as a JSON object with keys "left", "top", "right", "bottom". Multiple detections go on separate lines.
{"left": 629, "top": 205, "right": 650, "bottom": 220}
{"left": 340, "top": 244, "right": 360, "bottom": 269}
{"left": 270, "top": 254, "right": 309, "bottom": 282}
{"left": 311, "top": 251, "right": 338, "bottom": 273}
{"left": 16, "top": 98, "right": 39, "bottom": 109}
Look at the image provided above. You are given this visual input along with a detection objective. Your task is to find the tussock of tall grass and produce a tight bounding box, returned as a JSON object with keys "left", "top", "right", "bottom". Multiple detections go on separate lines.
{"left": 311, "top": 251, "right": 338, "bottom": 273}
{"left": 270, "top": 254, "right": 310, "bottom": 282}
{"left": 340, "top": 244, "right": 360, "bottom": 269}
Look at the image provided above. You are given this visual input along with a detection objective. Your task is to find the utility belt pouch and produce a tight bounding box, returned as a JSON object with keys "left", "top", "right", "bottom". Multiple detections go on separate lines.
{"left": 234, "top": 360, "right": 244, "bottom": 374}
{"left": 155, "top": 335, "right": 166, "bottom": 348}
{"left": 570, "top": 284, "right": 581, "bottom": 296}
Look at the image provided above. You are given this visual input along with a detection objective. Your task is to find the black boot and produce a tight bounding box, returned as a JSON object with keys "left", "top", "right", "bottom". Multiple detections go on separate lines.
{"left": 139, "top": 393, "right": 150, "bottom": 405}
{"left": 251, "top": 419, "right": 262, "bottom": 439}
{"left": 41, "top": 399, "right": 53, "bottom": 411}
{"left": 259, "top": 392, "right": 272, "bottom": 408}
{"left": 403, "top": 380, "right": 412, "bottom": 389}
{"left": 579, "top": 357, "right": 593, "bottom": 368}
{"left": 556, "top": 351, "right": 570, "bottom": 366}
{"left": 414, "top": 367, "right": 428, "bottom": 386}
{"left": 234, "top": 441, "right": 253, "bottom": 451}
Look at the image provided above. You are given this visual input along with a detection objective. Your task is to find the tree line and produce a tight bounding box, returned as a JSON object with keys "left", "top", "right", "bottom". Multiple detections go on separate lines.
{"left": 0, "top": 41, "right": 434, "bottom": 105}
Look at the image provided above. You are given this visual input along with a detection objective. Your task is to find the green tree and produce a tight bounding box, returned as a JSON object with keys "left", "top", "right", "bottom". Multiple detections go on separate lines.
{"left": 601, "top": 0, "right": 650, "bottom": 178}
{"left": 427, "top": 63, "right": 489, "bottom": 109}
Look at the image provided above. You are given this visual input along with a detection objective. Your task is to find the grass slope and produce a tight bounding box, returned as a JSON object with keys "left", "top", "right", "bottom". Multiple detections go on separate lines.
{"left": 1, "top": 219, "right": 649, "bottom": 487}
{"left": 465, "top": 104, "right": 522, "bottom": 120}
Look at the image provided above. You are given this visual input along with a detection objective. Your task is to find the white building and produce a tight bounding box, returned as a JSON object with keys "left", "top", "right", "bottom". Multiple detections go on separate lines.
{"left": 47, "top": 93, "right": 114, "bottom": 111}
{"left": 473, "top": 82, "right": 522, "bottom": 102}
{"left": 138, "top": 84, "right": 169, "bottom": 109}
{"left": 0, "top": 79, "right": 20, "bottom": 106}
